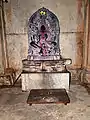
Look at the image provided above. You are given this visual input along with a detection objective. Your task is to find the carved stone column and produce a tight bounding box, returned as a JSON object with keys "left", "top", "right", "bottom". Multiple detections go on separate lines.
{"left": 82, "top": 0, "right": 90, "bottom": 83}
{"left": 0, "top": 0, "right": 9, "bottom": 72}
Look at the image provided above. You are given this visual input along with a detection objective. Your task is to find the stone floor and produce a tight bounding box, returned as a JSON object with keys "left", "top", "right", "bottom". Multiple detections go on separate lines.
{"left": 0, "top": 83, "right": 90, "bottom": 120}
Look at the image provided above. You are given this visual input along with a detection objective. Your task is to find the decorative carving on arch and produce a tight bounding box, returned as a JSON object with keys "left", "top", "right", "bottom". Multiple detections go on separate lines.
{"left": 28, "top": 7, "right": 60, "bottom": 60}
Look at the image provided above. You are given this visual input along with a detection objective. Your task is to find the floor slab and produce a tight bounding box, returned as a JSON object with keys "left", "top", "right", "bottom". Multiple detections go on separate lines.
{"left": 0, "top": 84, "right": 90, "bottom": 120}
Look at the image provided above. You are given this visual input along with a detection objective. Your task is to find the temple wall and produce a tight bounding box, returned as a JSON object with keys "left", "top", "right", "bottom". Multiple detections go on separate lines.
{"left": 3, "top": 0, "right": 84, "bottom": 71}
{"left": 0, "top": 0, "right": 85, "bottom": 85}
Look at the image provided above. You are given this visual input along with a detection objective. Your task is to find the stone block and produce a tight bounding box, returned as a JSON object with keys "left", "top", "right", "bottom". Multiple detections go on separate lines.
{"left": 21, "top": 72, "right": 70, "bottom": 91}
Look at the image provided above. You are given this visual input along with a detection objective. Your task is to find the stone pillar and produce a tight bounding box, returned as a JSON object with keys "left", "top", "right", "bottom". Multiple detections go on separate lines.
{"left": 76, "top": 0, "right": 84, "bottom": 68}
{"left": 82, "top": 0, "right": 90, "bottom": 83}
{"left": 0, "top": 0, "right": 9, "bottom": 72}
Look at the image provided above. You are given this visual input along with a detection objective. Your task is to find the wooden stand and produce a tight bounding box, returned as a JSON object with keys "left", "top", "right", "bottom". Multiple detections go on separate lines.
{"left": 27, "top": 89, "right": 70, "bottom": 105}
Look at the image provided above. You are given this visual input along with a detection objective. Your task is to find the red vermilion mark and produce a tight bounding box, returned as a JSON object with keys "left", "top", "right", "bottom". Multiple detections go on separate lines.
{"left": 40, "top": 32, "right": 47, "bottom": 56}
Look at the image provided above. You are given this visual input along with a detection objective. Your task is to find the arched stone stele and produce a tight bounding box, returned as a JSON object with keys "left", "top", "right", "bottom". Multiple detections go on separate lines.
{"left": 28, "top": 7, "right": 60, "bottom": 60}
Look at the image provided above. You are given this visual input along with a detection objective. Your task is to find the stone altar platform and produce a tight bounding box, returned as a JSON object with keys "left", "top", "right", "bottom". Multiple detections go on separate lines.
{"left": 21, "top": 59, "right": 71, "bottom": 92}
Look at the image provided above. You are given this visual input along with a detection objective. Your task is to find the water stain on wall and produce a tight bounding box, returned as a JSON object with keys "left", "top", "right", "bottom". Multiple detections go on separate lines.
{"left": 75, "top": 0, "right": 84, "bottom": 67}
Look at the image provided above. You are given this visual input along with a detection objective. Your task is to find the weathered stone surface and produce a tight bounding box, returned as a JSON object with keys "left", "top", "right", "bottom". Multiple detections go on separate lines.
{"left": 4, "top": 0, "right": 84, "bottom": 34}
{"left": 0, "top": 36, "right": 3, "bottom": 73}
{"left": 21, "top": 73, "right": 70, "bottom": 91}
{"left": 0, "top": 76, "right": 10, "bottom": 85}
{"left": 69, "top": 69, "right": 82, "bottom": 82}
{"left": 0, "top": 84, "right": 90, "bottom": 120}
{"left": 0, "top": 0, "right": 85, "bottom": 85}
{"left": 2, "top": 0, "right": 84, "bottom": 71}
{"left": 6, "top": 33, "right": 76, "bottom": 70}
{"left": 22, "top": 59, "right": 71, "bottom": 72}
{"left": 60, "top": 33, "right": 77, "bottom": 65}
{"left": 6, "top": 34, "right": 28, "bottom": 71}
